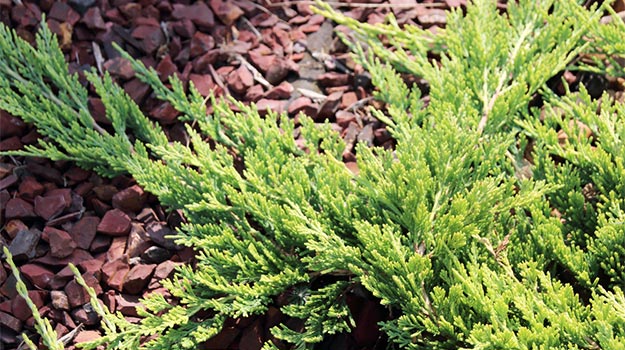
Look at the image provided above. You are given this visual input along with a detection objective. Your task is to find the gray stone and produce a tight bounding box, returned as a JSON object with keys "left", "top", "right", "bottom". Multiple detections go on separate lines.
{"left": 8, "top": 229, "right": 41, "bottom": 262}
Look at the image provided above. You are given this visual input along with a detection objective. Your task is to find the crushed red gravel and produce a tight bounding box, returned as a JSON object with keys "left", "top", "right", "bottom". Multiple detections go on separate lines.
{"left": 1, "top": 1, "right": 475, "bottom": 349}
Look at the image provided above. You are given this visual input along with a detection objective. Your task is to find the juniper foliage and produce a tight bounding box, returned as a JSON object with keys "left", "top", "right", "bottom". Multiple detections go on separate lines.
{"left": 2, "top": 0, "right": 625, "bottom": 349}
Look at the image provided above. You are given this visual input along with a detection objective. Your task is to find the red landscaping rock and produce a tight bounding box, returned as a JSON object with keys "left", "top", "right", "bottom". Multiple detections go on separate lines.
{"left": 51, "top": 290, "right": 70, "bottom": 310}
{"left": 172, "top": 19, "right": 196, "bottom": 38}
{"left": 203, "top": 326, "right": 240, "bottom": 349}
{"left": 102, "top": 257, "right": 130, "bottom": 292}
{"left": 245, "top": 84, "right": 265, "bottom": 102}
{"left": 115, "top": 294, "right": 142, "bottom": 317}
{"left": 11, "top": 290, "right": 46, "bottom": 321}
{"left": 107, "top": 236, "right": 128, "bottom": 262}
{"left": 34, "top": 249, "right": 93, "bottom": 268}
{"left": 71, "top": 304, "right": 100, "bottom": 325}
{"left": 189, "top": 74, "right": 215, "bottom": 96}
{"left": 190, "top": 31, "right": 215, "bottom": 57}
{"left": 26, "top": 162, "right": 63, "bottom": 185}
{"left": 64, "top": 166, "right": 91, "bottom": 183}
{"left": 153, "top": 260, "right": 179, "bottom": 281}
{"left": 69, "top": 216, "right": 99, "bottom": 250}
{"left": 288, "top": 96, "right": 316, "bottom": 117}
{"left": 156, "top": 55, "right": 178, "bottom": 82}
{"left": 0, "top": 311, "right": 22, "bottom": 333}
{"left": 44, "top": 227, "right": 77, "bottom": 258}
{"left": 5, "top": 197, "right": 37, "bottom": 219}
{"left": 82, "top": 7, "right": 106, "bottom": 30}
{"left": 265, "top": 57, "right": 291, "bottom": 85}
{"left": 123, "top": 78, "right": 151, "bottom": 105}
{"left": 265, "top": 81, "right": 294, "bottom": 100}
{"left": 317, "top": 91, "right": 343, "bottom": 120}
{"left": 77, "top": 258, "right": 104, "bottom": 281}
{"left": 256, "top": 99, "right": 287, "bottom": 115}
{"left": 0, "top": 111, "right": 26, "bottom": 138}
{"left": 0, "top": 265, "right": 5, "bottom": 286}
{"left": 341, "top": 91, "right": 358, "bottom": 109}
{"left": 0, "top": 173, "right": 17, "bottom": 191}
{"left": 112, "top": 185, "right": 147, "bottom": 213}
{"left": 172, "top": 2, "right": 215, "bottom": 30}
{"left": 20, "top": 263, "right": 54, "bottom": 289}
{"left": 90, "top": 234, "right": 112, "bottom": 253}
{"left": 239, "top": 318, "right": 264, "bottom": 350}
{"left": 17, "top": 176, "right": 43, "bottom": 200}
{"left": 34, "top": 194, "right": 67, "bottom": 221}
{"left": 92, "top": 184, "right": 117, "bottom": 202}
{"left": 150, "top": 101, "right": 180, "bottom": 124}
{"left": 97, "top": 209, "right": 131, "bottom": 236}
{"left": 336, "top": 111, "right": 357, "bottom": 128}
{"left": 46, "top": 188, "right": 72, "bottom": 206}
{"left": 73, "top": 330, "right": 101, "bottom": 344}
{"left": 65, "top": 279, "right": 92, "bottom": 308}
{"left": 49, "top": 2, "right": 80, "bottom": 25}
{"left": 227, "top": 65, "right": 254, "bottom": 95}
{"left": 123, "top": 264, "right": 156, "bottom": 294}
{"left": 210, "top": 0, "right": 244, "bottom": 25}
{"left": 131, "top": 25, "right": 166, "bottom": 55}
{"left": 317, "top": 72, "right": 351, "bottom": 87}
{"left": 103, "top": 57, "right": 135, "bottom": 80}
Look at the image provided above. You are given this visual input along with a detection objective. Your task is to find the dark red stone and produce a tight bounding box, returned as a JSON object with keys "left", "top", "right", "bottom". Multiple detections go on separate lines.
{"left": 111, "top": 185, "right": 147, "bottom": 213}
{"left": 124, "top": 78, "right": 151, "bottom": 104}
{"left": 189, "top": 74, "right": 215, "bottom": 96}
{"left": 64, "top": 166, "right": 91, "bottom": 183}
{"left": 0, "top": 173, "right": 17, "bottom": 191}
{"left": 11, "top": 290, "right": 46, "bottom": 321}
{"left": 82, "top": 7, "right": 106, "bottom": 30}
{"left": 34, "top": 194, "right": 67, "bottom": 221}
{"left": 0, "top": 111, "right": 26, "bottom": 138}
{"left": 0, "top": 136, "right": 23, "bottom": 151}
{"left": 172, "top": 19, "right": 196, "bottom": 38}
{"left": 103, "top": 57, "right": 135, "bottom": 80}
{"left": 316, "top": 91, "right": 343, "bottom": 120}
{"left": 19, "top": 264, "right": 54, "bottom": 289}
{"left": 265, "top": 81, "right": 294, "bottom": 100}
{"left": 115, "top": 294, "right": 141, "bottom": 317}
{"left": 97, "top": 209, "right": 131, "bottom": 236}
{"left": 0, "top": 311, "right": 22, "bottom": 333}
{"left": 17, "top": 176, "right": 44, "bottom": 200}
{"left": 49, "top": 1, "right": 80, "bottom": 25}
{"left": 44, "top": 226, "right": 77, "bottom": 258}
{"left": 123, "top": 264, "right": 156, "bottom": 294}
{"left": 102, "top": 257, "right": 130, "bottom": 292}
{"left": 172, "top": 2, "right": 214, "bottom": 29}
{"left": 64, "top": 279, "right": 90, "bottom": 308}
{"left": 69, "top": 216, "right": 99, "bottom": 250}
{"left": 132, "top": 24, "right": 166, "bottom": 55}
{"left": 317, "top": 72, "right": 351, "bottom": 87}
{"left": 209, "top": 0, "right": 244, "bottom": 25}
{"left": 227, "top": 65, "right": 254, "bottom": 95}
{"left": 288, "top": 96, "right": 317, "bottom": 118}
{"left": 33, "top": 249, "right": 93, "bottom": 268}
{"left": 150, "top": 101, "right": 179, "bottom": 124}
{"left": 256, "top": 99, "right": 287, "bottom": 115}
{"left": 190, "top": 31, "right": 215, "bottom": 57}
{"left": 156, "top": 55, "right": 178, "bottom": 82}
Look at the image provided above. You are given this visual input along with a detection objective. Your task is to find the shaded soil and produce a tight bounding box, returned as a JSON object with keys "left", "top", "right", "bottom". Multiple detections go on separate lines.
{"left": 0, "top": 0, "right": 620, "bottom": 349}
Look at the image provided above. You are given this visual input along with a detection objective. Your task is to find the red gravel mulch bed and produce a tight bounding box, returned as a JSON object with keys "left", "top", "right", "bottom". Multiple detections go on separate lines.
{"left": 1, "top": 0, "right": 606, "bottom": 349}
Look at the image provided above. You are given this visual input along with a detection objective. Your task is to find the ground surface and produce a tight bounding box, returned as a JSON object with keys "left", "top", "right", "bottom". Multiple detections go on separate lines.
{"left": 0, "top": 0, "right": 618, "bottom": 349}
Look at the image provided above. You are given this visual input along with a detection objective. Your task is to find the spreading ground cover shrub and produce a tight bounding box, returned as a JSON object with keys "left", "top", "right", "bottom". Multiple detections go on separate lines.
{"left": 2, "top": 0, "right": 625, "bottom": 349}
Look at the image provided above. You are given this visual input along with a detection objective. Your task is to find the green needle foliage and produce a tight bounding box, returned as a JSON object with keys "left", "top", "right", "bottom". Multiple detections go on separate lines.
{"left": 2, "top": 0, "right": 625, "bottom": 349}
